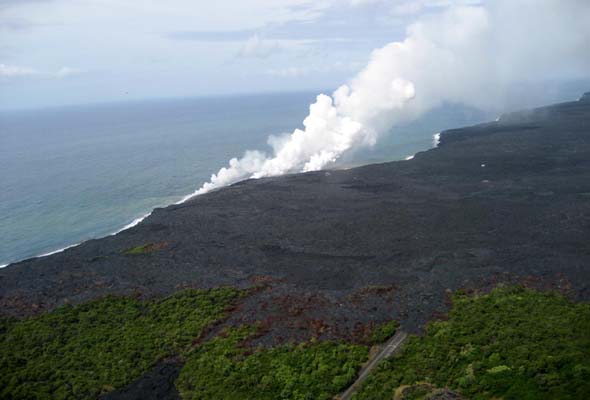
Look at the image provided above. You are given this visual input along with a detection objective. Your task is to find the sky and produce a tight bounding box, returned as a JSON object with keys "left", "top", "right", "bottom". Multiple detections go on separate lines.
{"left": 0, "top": 0, "right": 487, "bottom": 110}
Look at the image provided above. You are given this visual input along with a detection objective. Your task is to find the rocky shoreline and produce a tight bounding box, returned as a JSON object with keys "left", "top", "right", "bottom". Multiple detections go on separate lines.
{"left": 1, "top": 93, "right": 590, "bottom": 343}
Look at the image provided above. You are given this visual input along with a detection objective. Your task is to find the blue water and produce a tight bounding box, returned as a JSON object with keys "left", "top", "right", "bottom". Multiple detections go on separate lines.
{"left": 0, "top": 92, "right": 492, "bottom": 266}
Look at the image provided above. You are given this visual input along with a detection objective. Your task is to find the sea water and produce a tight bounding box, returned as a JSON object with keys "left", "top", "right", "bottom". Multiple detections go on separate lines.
{"left": 0, "top": 92, "right": 491, "bottom": 266}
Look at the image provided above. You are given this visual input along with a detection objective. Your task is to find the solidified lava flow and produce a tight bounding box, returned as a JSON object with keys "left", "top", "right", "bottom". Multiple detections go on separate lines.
{"left": 1, "top": 94, "right": 590, "bottom": 340}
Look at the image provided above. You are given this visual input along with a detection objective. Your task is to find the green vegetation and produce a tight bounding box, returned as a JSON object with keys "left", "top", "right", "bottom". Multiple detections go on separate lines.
{"left": 122, "top": 242, "right": 167, "bottom": 255}
{"left": 177, "top": 326, "right": 368, "bottom": 400}
{"left": 392, "top": 383, "right": 459, "bottom": 400}
{"left": 13, "top": 284, "right": 584, "bottom": 399}
{"left": 0, "top": 287, "right": 241, "bottom": 400}
{"left": 370, "top": 320, "right": 400, "bottom": 344}
{"left": 123, "top": 244, "right": 152, "bottom": 254}
{"left": 354, "top": 286, "right": 590, "bottom": 400}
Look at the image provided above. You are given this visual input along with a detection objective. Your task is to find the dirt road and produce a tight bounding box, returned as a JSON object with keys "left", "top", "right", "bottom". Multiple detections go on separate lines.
{"left": 339, "top": 331, "right": 408, "bottom": 400}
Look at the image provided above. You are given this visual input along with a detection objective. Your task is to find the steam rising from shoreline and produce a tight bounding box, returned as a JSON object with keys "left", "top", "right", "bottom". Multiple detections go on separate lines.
{"left": 184, "top": 0, "right": 589, "bottom": 200}
{"left": 192, "top": 78, "right": 415, "bottom": 197}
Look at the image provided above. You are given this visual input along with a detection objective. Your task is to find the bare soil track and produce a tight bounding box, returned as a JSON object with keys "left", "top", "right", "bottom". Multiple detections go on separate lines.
{"left": 339, "top": 331, "right": 408, "bottom": 400}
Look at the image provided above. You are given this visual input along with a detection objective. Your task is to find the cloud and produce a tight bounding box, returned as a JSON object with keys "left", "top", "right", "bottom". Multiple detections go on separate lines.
{"left": 266, "top": 61, "right": 363, "bottom": 78}
{"left": 237, "top": 34, "right": 323, "bottom": 59}
{"left": 164, "top": 29, "right": 257, "bottom": 42}
{"left": 282, "top": 0, "right": 334, "bottom": 21}
{"left": 166, "top": 30, "right": 339, "bottom": 60}
{"left": 0, "top": 63, "right": 81, "bottom": 79}
{"left": 0, "top": 0, "right": 52, "bottom": 9}
{"left": 55, "top": 67, "right": 81, "bottom": 78}
{"left": 238, "top": 34, "right": 284, "bottom": 58}
{"left": 0, "top": 0, "right": 58, "bottom": 31}
{"left": 0, "top": 63, "right": 38, "bottom": 77}
{"left": 348, "top": 0, "right": 382, "bottom": 6}
{"left": 349, "top": 0, "right": 483, "bottom": 15}
{"left": 266, "top": 66, "right": 308, "bottom": 77}
{"left": 0, "top": 17, "right": 34, "bottom": 31}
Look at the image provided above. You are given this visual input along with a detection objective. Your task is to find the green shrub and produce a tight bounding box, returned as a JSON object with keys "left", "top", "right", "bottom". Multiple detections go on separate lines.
{"left": 176, "top": 326, "right": 368, "bottom": 400}
{"left": 354, "top": 286, "right": 590, "bottom": 399}
{"left": 0, "top": 287, "right": 242, "bottom": 400}
{"left": 370, "top": 320, "right": 400, "bottom": 344}
{"left": 122, "top": 242, "right": 167, "bottom": 255}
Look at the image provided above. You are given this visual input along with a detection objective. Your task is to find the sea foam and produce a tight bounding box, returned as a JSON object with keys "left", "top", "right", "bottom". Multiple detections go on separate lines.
{"left": 111, "top": 212, "right": 153, "bottom": 235}
{"left": 1, "top": 210, "right": 158, "bottom": 268}
{"left": 37, "top": 243, "right": 81, "bottom": 258}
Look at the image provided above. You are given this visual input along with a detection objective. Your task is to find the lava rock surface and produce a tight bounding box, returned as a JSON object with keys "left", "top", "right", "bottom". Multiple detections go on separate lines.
{"left": 101, "top": 359, "right": 182, "bottom": 400}
{"left": 1, "top": 94, "right": 590, "bottom": 340}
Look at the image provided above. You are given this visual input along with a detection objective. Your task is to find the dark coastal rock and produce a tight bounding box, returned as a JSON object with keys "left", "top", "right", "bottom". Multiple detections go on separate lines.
{"left": 101, "top": 360, "right": 182, "bottom": 400}
{"left": 1, "top": 94, "right": 590, "bottom": 340}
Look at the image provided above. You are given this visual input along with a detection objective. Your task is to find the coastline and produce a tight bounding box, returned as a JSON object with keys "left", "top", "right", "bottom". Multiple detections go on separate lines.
{"left": 1, "top": 132, "right": 442, "bottom": 269}
{"left": 3, "top": 93, "right": 588, "bottom": 272}
{"left": 2, "top": 93, "right": 589, "bottom": 326}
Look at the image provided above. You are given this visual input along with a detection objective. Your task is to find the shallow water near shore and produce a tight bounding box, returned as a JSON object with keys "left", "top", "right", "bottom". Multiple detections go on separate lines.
{"left": 0, "top": 92, "right": 492, "bottom": 266}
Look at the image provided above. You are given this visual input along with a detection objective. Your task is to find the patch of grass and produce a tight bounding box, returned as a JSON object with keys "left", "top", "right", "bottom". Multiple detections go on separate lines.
{"left": 370, "top": 320, "right": 400, "bottom": 344}
{"left": 0, "top": 287, "right": 242, "bottom": 400}
{"left": 354, "top": 286, "right": 590, "bottom": 399}
{"left": 122, "top": 242, "right": 167, "bottom": 255}
{"left": 394, "top": 383, "right": 434, "bottom": 400}
{"left": 176, "top": 326, "right": 368, "bottom": 400}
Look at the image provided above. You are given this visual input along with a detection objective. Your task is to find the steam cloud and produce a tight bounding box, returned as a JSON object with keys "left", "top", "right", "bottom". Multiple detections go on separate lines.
{"left": 183, "top": 0, "right": 590, "bottom": 201}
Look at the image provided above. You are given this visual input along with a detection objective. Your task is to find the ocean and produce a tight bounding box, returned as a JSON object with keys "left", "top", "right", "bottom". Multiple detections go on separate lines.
{"left": 0, "top": 91, "right": 493, "bottom": 267}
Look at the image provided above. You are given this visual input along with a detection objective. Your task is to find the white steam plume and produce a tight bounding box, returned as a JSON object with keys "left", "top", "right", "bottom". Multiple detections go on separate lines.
{"left": 182, "top": 0, "right": 589, "bottom": 201}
